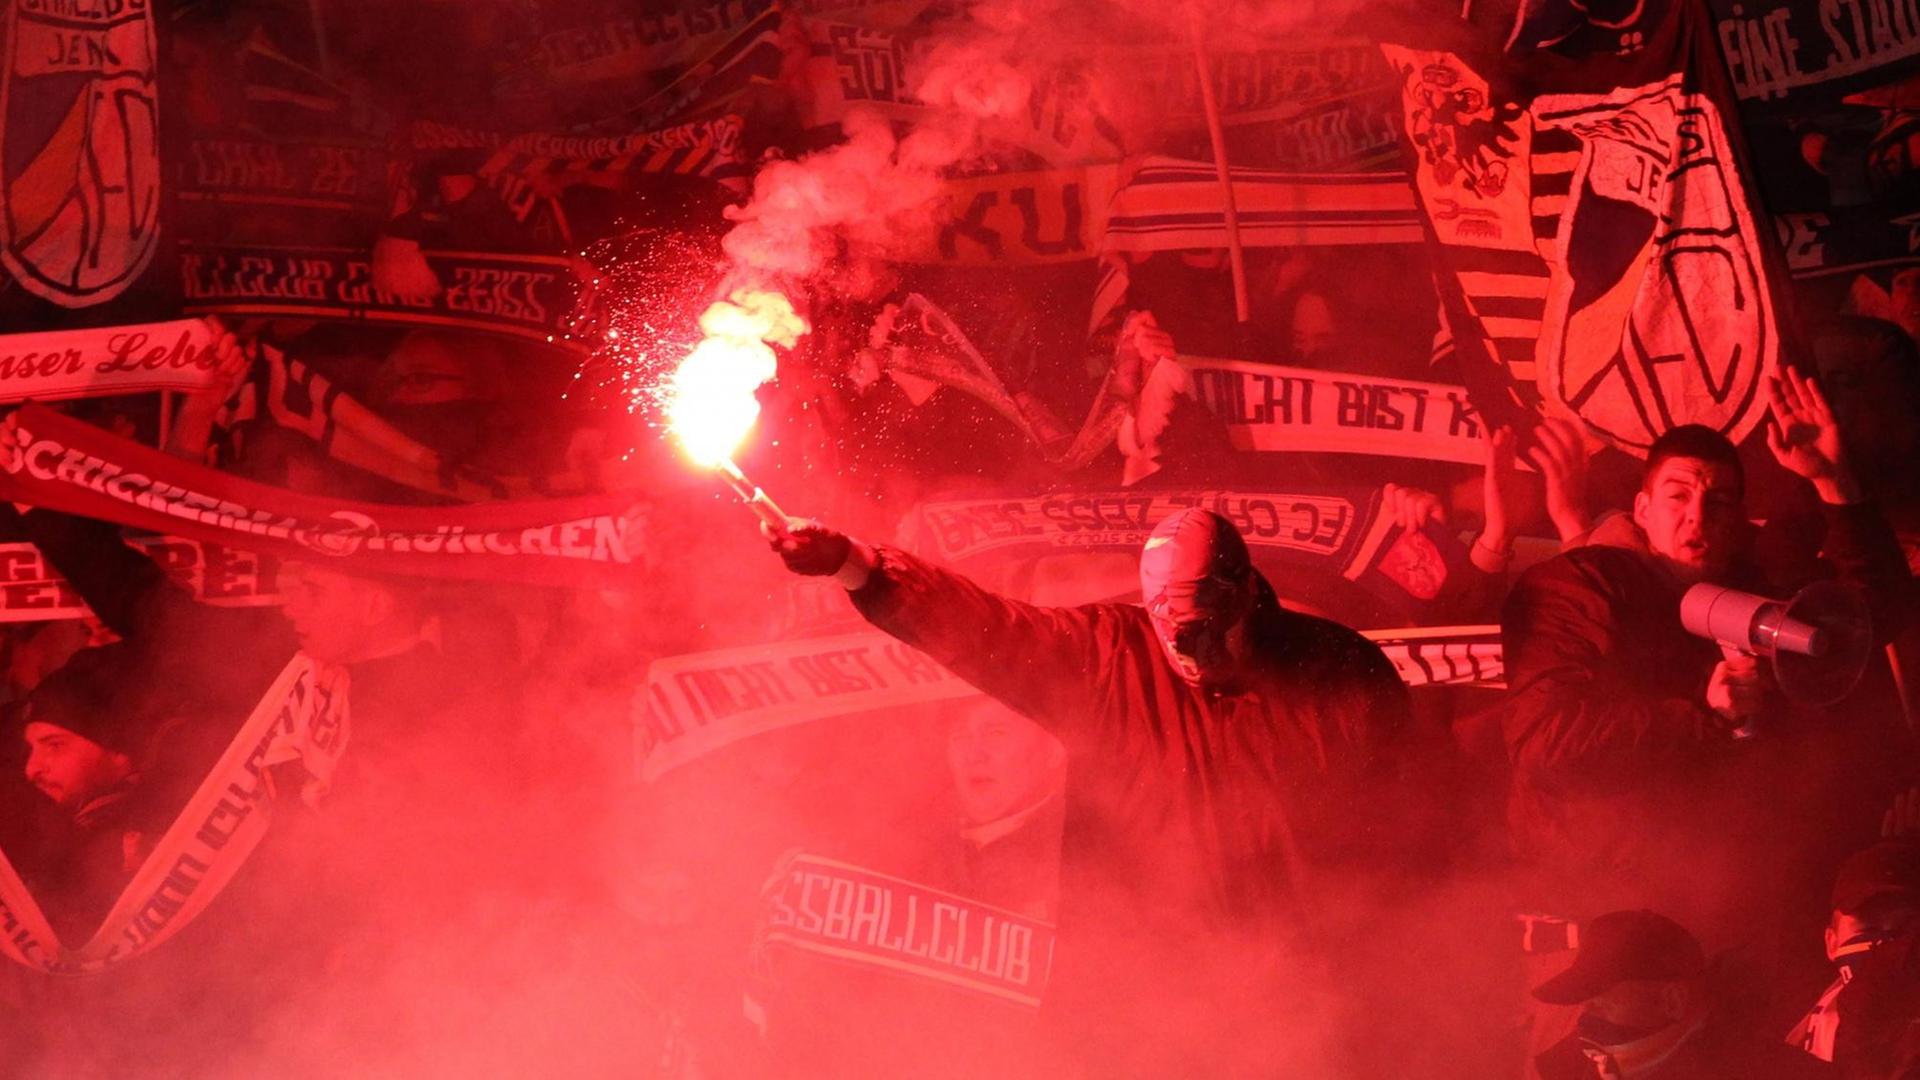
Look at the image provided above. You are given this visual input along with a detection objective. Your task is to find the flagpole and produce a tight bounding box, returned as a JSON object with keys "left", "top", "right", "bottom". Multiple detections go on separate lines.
{"left": 1189, "top": 6, "right": 1250, "bottom": 324}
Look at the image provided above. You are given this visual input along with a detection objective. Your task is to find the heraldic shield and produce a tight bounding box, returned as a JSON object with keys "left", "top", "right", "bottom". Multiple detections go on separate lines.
{"left": 0, "top": 0, "right": 161, "bottom": 308}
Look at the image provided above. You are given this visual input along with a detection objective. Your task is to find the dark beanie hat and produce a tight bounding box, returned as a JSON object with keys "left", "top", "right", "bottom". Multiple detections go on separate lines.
{"left": 22, "top": 644, "right": 158, "bottom": 757}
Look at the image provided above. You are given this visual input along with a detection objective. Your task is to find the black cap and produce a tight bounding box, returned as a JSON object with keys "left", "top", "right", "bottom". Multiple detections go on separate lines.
{"left": 1832, "top": 840, "right": 1920, "bottom": 916}
{"left": 21, "top": 644, "right": 158, "bottom": 757}
{"left": 1531, "top": 910, "right": 1706, "bottom": 1005}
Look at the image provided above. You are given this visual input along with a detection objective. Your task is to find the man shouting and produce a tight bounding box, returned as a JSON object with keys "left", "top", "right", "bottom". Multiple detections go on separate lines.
{"left": 770, "top": 507, "right": 1432, "bottom": 1076}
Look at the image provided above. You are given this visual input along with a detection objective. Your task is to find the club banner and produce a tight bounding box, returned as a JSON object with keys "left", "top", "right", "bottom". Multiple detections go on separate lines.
{"left": 797, "top": 20, "right": 1121, "bottom": 166}
{"left": 613, "top": 4, "right": 788, "bottom": 131}
{"left": 0, "top": 405, "right": 645, "bottom": 588}
{"left": 495, "top": 0, "right": 780, "bottom": 106}
{"left": 1383, "top": 0, "right": 1783, "bottom": 454}
{"left": 1709, "top": 0, "right": 1920, "bottom": 106}
{"left": 754, "top": 852, "right": 1056, "bottom": 1008}
{"left": 0, "top": 536, "right": 275, "bottom": 624}
{"left": 637, "top": 630, "right": 977, "bottom": 782}
{"left": 0, "top": 320, "right": 223, "bottom": 401}
{"left": 180, "top": 243, "right": 586, "bottom": 347}
{"left": 0, "top": 0, "right": 161, "bottom": 309}
{"left": 637, "top": 624, "right": 1504, "bottom": 781}
{"left": 1179, "top": 356, "right": 1492, "bottom": 465}
{"left": 902, "top": 488, "right": 1394, "bottom": 579}
{"left": 178, "top": 135, "right": 388, "bottom": 217}
{"left": 0, "top": 653, "right": 348, "bottom": 974}
{"left": 1368, "top": 624, "right": 1504, "bottom": 688}
{"left": 915, "top": 164, "right": 1126, "bottom": 266}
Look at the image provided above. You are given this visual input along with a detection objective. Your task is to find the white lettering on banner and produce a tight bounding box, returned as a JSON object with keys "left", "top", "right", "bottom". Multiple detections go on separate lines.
{"left": 636, "top": 627, "right": 1507, "bottom": 782}
{"left": 637, "top": 633, "right": 973, "bottom": 781}
{"left": 0, "top": 536, "right": 274, "bottom": 623}
{"left": 0, "top": 414, "right": 640, "bottom": 568}
{"left": 912, "top": 491, "right": 1362, "bottom": 565}
{"left": 759, "top": 853, "right": 1054, "bottom": 1007}
{"left": 1715, "top": 0, "right": 1920, "bottom": 101}
{"left": 1180, "top": 357, "right": 1490, "bottom": 464}
{"left": 0, "top": 654, "right": 349, "bottom": 974}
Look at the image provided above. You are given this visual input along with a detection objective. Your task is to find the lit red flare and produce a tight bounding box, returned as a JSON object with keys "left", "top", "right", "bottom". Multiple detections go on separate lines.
{"left": 664, "top": 289, "right": 807, "bottom": 530}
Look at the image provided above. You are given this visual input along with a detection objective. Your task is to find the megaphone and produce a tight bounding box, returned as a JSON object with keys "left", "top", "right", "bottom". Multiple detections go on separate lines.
{"left": 1680, "top": 580, "right": 1873, "bottom": 708}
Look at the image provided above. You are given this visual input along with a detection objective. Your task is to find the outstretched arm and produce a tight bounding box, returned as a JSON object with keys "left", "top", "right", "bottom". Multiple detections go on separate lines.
{"left": 770, "top": 522, "right": 1123, "bottom": 730}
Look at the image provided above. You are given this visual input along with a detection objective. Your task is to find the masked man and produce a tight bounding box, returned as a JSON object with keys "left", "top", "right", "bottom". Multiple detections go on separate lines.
{"left": 771, "top": 507, "right": 1427, "bottom": 1076}
{"left": 1531, "top": 909, "right": 1829, "bottom": 1079}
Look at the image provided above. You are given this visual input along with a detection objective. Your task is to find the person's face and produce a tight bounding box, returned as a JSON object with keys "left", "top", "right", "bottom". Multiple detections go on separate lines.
{"left": 1146, "top": 574, "right": 1253, "bottom": 687}
{"left": 23, "top": 720, "right": 131, "bottom": 811}
{"left": 1632, "top": 457, "right": 1744, "bottom": 583}
{"left": 946, "top": 707, "right": 1058, "bottom": 825}
{"left": 278, "top": 563, "right": 386, "bottom": 663}
{"left": 1290, "top": 292, "right": 1336, "bottom": 360}
{"left": 1580, "top": 979, "right": 1690, "bottom": 1040}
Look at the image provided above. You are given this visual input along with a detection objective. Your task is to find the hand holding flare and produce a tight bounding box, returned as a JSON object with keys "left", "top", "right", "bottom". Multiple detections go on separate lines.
{"left": 664, "top": 290, "right": 807, "bottom": 535}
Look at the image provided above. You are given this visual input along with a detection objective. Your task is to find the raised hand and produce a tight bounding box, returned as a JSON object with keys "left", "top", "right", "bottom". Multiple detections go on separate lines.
{"left": 1113, "top": 311, "right": 1177, "bottom": 401}
{"left": 1766, "top": 366, "right": 1860, "bottom": 504}
{"left": 1525, "top": 416, "right": 1592, "bottom": 543}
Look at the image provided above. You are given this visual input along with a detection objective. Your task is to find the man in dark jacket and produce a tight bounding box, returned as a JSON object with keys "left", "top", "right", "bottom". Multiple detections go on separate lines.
{"left": 771, "top": 506, "right": 1425, "bottom": 1076}
{"left": 1503, "top": 371, "right": 1915, "bottom": 1050}
{"left": 1532, "top": 909, "right": 1830, "bottom": 1079}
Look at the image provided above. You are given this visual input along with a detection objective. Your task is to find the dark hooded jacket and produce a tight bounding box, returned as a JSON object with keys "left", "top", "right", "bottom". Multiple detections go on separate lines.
{"left": 846, "top": 544, "right": 1423, "bottom": 1074}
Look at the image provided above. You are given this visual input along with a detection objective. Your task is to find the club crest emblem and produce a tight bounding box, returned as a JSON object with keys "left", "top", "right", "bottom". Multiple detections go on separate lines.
{"left": 0, "top": 0, "right": 161, "bottom": 307}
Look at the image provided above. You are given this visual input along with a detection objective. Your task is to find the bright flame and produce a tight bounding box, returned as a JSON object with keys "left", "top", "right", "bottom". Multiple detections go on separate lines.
{"left": 665, "top": 290, "right": 807, "bottom": 467}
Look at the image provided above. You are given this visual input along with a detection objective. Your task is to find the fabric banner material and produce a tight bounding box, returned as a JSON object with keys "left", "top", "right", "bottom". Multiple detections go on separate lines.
{"left": 180, "top": 243, "right": 585, "bottom": 347}
{"left": 0, "top": 406, "right": 644, "bottom": 588}
{"left": 637, "top": 630, "right": 976, "bottom": 781}
{"left": 0, "top": 320, "right": 222, "bottom": 401}
{"left": 0, "top": 653, "right": 349, "bottom": 974}
{"left": 1087, "top": 159, "right": 1422, "bottom": 332}
{"left": 1708, "top": 0, "right": 1920, "bottom": 106}
{"left": 797, "top": 20, "right": 1121, "bottom": 166}
{"left": 1101, "top": 158, "right": 1423, "bottom": 254}
{"left": 0, "top": 536, "right": 276, "bottom": 624}
{"left": 1179, "top": 356, "right": 1490, "bottom": 464}
{"left": 0, "top": 0, "right": 161, "bottom": 309}
{"left": 637, "top": 624, "right": 1504, "bottom": 781}
{"left": 915, "top": 164, "right": 1126, "bottom": 266}
{"left": 178, "top": 135, "right": 388, "bottom": 216}
{"left": 754, "top": 851, "right": 1056, "bottom": 1008}
{"left": 1383, "top": 0, "right": 1783, "bottom": 455}
{"left": 902, "top": 489, "right": 1394, "bottom": 581}
{"left": 873, "top": 294, "right": 1049, "bottom": 446}
{"left": 495, "top": 0, "right": 780, "bottom": 105}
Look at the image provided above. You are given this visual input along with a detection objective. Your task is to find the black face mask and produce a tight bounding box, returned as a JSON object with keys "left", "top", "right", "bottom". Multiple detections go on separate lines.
{"left": 1577, "top": 1011, "right": 1668, "bottom": 1047}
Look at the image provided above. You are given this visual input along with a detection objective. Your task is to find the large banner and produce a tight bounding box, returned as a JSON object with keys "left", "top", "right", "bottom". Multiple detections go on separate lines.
{"left": 178, "top": 135, "right": 388, "bottom": 219}
{"left": 1383, "top": 0, "right": 1783, "bottom": 454}
{"left": 754, "top": 852, "right": 1056, "bottom": 1008}
{"left": 903, "top": 488, "right": 1395, "bottom": 579}
{"left": 1709, "top": 0, "right": 1920, "bottom": 106}
{"left": 1179, "top": 356, "right": 1491, "bottom": 464}
{"left": 0, "top": 406, "right": 645, "bottom": 588}
{"left": 179, "top": 244, "right": 586, "bottom": 346}
{"left": 0, "top": 536, "right": 275, "bottom": 624}
{"left": 638, "top": 630, "right": 977, "bottom": 781}
{"left": 0, "top": 320, "right": 222, "bottom": 402}
{"left": 0, "top": 0, "right": 162, "bottom": 308}
{"left": 0, "top": 653, "right": 348, "bottom": 974}
{"left": 637, "top": 624, "right": 1504, "bottom": 781}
